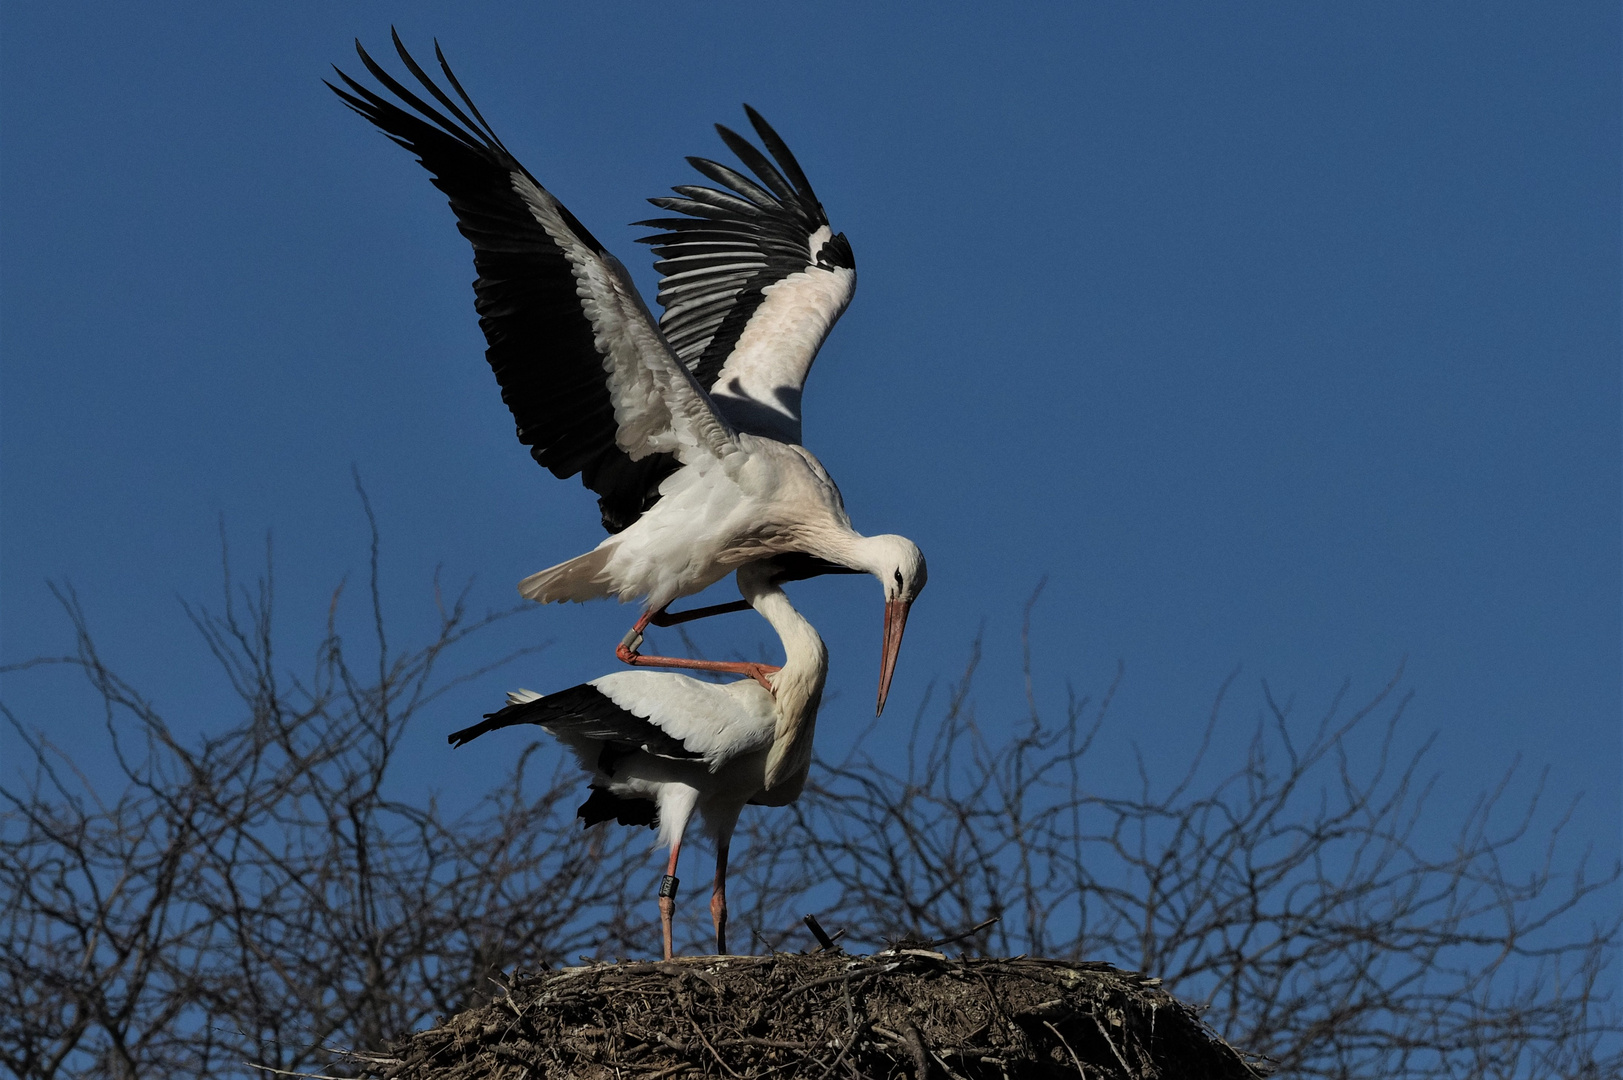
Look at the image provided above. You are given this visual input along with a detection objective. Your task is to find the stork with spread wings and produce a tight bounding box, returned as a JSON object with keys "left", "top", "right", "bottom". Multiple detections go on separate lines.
{"left": 330, "top": 34, "right": 925, "bottom": 713}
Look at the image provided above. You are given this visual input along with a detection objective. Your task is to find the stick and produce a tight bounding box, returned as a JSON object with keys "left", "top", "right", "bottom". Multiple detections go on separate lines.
{"left": 929, "top": 916, "right": 1000, "bottom": 949}
{"left": 1043, "top": 1021, "right": 1088, "bottom": 1080}
{"left": 804, "top": 913, "right": 836, "bottom": 950}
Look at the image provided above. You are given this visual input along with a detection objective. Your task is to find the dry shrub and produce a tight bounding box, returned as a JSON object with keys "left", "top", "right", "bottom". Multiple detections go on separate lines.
{"left": 730, "top": 594, "right": 1621, "bottom": 1077}
{"left": 2, "top": 529, "right": 1616, "bottom": 1079}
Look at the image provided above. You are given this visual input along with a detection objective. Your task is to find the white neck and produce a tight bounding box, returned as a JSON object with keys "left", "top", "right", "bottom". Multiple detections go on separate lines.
{"left": 740, "top": 573, "right": 828, "bottom": 790}
{"left": 807, "top": 529, "right": 887, "bottom": 577}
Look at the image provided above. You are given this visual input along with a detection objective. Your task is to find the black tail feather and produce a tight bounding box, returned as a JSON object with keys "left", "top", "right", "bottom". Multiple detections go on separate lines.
{"left": 578, "top": 786, "right": 657, "bottom": 829}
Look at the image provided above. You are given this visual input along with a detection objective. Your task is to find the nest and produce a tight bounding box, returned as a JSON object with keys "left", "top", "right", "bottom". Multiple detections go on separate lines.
{"left": 348, "top": 951, "right": 1270, "bottom": 1080}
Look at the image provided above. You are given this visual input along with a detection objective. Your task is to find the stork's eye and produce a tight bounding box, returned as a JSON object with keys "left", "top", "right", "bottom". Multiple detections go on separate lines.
{"left": 893, "top": 569, "right": 904, "bottom": 587}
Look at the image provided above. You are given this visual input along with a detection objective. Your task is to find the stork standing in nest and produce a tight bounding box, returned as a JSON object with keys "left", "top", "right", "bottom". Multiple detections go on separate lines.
{"left": 331, "top": 35, "right": 925, "bottom": 713}
{"left": 448, "top": 558, "right": 828, "bottom": 959}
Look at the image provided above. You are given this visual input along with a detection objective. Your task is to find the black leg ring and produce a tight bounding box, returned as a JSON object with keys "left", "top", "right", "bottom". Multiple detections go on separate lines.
{"left": 659, "top": 874, "right": 679, "bottom": 899}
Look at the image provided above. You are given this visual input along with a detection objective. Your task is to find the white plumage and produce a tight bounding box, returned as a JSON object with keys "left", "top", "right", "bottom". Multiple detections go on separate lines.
{"left": 449, "top": 561, "right": 826, "bottom": 958}
{"left": 333, "top": 36, "right": 924, "bottom": 712}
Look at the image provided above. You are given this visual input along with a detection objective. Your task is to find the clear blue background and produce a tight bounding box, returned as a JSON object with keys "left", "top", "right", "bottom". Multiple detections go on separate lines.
{"left": 3, "top": 4, "right": 1617, "bottom": 889}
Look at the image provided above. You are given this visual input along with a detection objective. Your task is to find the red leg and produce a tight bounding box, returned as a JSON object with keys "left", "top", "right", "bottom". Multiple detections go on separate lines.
{"left": 618, "top": 605, "right": 779, "bottom": 691}
{"left": 616, "top": 607, "right": 661, "bottom": 662}
{"left": 710, "top": 837, "right": 731, "bottom": 956}
{"left": 622, "top": 654, "right": 780, "bottom": 691}
{"left": 659, "top": 839, "right": 682, "bottom": 962}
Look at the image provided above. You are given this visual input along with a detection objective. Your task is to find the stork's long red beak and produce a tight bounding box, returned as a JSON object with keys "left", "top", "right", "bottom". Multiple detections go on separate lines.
{"left": 876, "top": 598, "right": 912, "bottom": 716}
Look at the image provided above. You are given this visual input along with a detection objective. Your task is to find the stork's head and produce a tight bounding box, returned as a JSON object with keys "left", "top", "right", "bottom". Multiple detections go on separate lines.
{"left": 854, "top": 534, "right": 927, "bottom": 717}
{"left": 865, "top": 534, "right": 927, "bottom": 603}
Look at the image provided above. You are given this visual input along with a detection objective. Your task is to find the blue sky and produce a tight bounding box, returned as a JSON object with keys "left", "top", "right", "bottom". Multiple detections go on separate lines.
{"left": 3, "top": 3, "right": 1617, "bottom": 887}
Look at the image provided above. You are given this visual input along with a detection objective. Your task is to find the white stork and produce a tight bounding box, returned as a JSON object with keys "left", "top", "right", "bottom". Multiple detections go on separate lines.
{"left": 448, "top": 558, "right": 828, "bottom": 959}
{"left": 330, "top": 36, "right": 926, "bottom": 712}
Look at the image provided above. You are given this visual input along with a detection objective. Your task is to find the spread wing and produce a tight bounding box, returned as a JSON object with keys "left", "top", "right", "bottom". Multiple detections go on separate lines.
{"left": 450, "top": 678, "right": 772, "bottom": 771}
{"left": 329, "top": 34, "right": 739, "bottom": 531}
{"left": 588, "top": 671, "right": 775, "bottom": 765}
{"left": 448, "top": 684, "right": 703, "bottom": 762}
{"left": 637, "top": 107, "right": 857, "bottom": 445}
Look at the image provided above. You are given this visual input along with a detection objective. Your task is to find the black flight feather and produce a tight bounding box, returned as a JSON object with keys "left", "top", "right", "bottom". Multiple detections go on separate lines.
{"left": 330, "top": 34, "right": 673, "bottom": 532}
{"left": 448, "top": 683, "right": 703, "bottom": 763}
{"left": 635, "top": 106, "right": 852, "bottom": 392}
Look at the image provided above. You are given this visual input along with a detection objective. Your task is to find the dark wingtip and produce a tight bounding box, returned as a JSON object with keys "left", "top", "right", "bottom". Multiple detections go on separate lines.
{"left": 447, "top": 711, "right": 502, "bottom": 747}
{"left": 739, "top": 104, "right": 819, "bottom": 209}
{"left": 742, "top": 104, "right": 783, "bottom": 151}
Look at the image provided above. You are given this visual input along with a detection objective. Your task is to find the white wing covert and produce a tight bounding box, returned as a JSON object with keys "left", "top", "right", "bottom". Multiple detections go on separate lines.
{"left": 637, "top": 107, "right": 857, "bottom": 445}
{"left": 590, "top": 672, "right": 775, "bottom": 767}
{"left": 504, "top": 174, "right": 742, "bottom": 471}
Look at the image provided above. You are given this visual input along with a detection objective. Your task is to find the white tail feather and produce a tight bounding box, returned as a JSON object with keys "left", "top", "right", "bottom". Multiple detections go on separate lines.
{"left": 518, "top": 547, "right": 615, "bottom": 603}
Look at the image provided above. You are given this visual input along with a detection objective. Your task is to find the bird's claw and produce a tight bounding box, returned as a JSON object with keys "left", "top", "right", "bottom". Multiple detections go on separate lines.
{"left": 748, "top": 664, "right": 781, "bottom": 694}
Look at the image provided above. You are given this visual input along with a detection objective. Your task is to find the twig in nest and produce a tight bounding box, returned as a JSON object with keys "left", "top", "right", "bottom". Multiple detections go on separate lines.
{"left": 812, "top": 1019, "right": 870, "bottom": 1079}
{"left": 638, "top": 1065, "right": 692, "bottom": 1080}
{"left": 783, "top": 962, "right": 898, "bottom": 998}
{"left": 873, "top": 1025, "right": 935, "bottom": 1080}
{"left": 929, "top": 916, "right": 1000, "bottom": 949}
{"left": 929, "top": 1048, "right": 974, "bottom": 1080}
{"left": 689, "top": 1018, "right": 744, "bottom": 1079}
{"left": 1044, "top": 1020, "right": 1088, "bottom": 1079}
{"left": 1090, "top": 1014, "right": 1135, "bottom": 1078}
{"left": 902, "top": 1022, "right": 934, "bottom": 1080}
{"left": 803, "top": 913, "right": 845, "bottom": 950}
